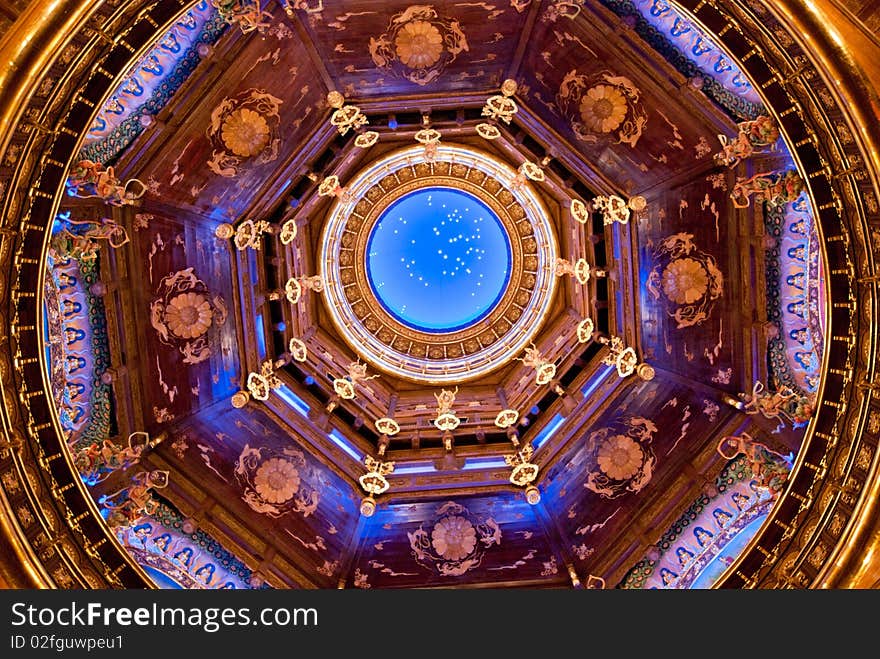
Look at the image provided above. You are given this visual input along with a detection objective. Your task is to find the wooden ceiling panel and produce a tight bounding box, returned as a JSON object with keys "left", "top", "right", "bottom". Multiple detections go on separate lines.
{"left": 157, "top": 403, "right": 361, "bottom": 587}
{"left": 634, "top": 168, "right": 757, "bottom": 395}
{"left": 293, "top": 0, "right": 532, "bottom": 98}
{"left": 541, "top": 375, "right": 738, "bottom": 578}
{"left": 349, "top": 492, "right": 566, "bottom": 588}
{"left": 515, "top": 2, "right": 731, "bottom": 193}
{"left": 124, "top": 205, "right": 241, "bottom": 435}
{"left": 123, "top": 20, "right": 328, "bottom": 220}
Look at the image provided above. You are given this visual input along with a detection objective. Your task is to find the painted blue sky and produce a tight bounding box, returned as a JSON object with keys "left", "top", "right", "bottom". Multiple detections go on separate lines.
{"left": 366, "top": 187, "right": 511, "bottom": 332}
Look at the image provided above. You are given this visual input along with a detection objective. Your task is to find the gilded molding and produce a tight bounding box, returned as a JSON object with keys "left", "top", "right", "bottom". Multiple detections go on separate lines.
{"left": 670, "top": 0, "right": 880, "bottom": 588}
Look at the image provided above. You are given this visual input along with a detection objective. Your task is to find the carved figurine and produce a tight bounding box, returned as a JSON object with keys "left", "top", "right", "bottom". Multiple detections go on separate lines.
{"left": 730, "top": 169, "right": 804, "bottom": 208}
{"left": 67, "top": 159, "right": 145, "bottom": 206}
{"left": 715, "top": 115, "right": 780, "bottom": 167}
{"left": 99, "top": 470, "right": 169, "bottom": 528}
{"left": 74, "top": 435, "right": 147, "bottom": 485}
{"left": 738, "top": 380, "right": 798, "bottom": 429}
{"left": 434, "top": 387, "right": 458, "bottom": 415}
{"left": 717, "top": 433, "right": 793, "bottom": 497}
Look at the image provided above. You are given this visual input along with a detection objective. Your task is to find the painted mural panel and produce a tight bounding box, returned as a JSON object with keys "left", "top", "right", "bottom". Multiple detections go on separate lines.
{"left": 81, "top": 2, "right": 230, "bottom": 165}
{"left": 118, "top": 499, "right": 266, "bottom": 589}
{"left": 44, "top": 229, "right": 114, "bottom": 448}
{"left": 618, "top": 454, "right": 776, "bottom": 589}
{"left": 602, "top": 0, "right": 763, "bottom": 113}
{"left": 764, "top": 196, "right": 825, "bottom": 401}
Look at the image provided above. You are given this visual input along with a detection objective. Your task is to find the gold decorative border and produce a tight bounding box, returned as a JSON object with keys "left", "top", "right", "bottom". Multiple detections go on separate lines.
{"left": 321, "top": 144, "right": 558, "bottom": 384}
{"left": 667, "top": 0, "right": 880, "bottom": 589}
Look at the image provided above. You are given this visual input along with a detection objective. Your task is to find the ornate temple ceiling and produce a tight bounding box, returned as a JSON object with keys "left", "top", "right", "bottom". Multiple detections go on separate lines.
{"left": 92, "top": 0, "right": 804, "bottom": 589}
{"left": 5, "top": 0, "right": 879, "bottom": 591}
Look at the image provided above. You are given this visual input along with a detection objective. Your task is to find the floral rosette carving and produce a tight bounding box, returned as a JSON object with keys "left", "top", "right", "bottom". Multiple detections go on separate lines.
{"left": 118, "top": 513, "right": 253, "bottom": 590}
{"left": 583, "top": 416, "right": 657, "bottom": 498}
{"left": 234, "top": 444, "right": 320, "bottom": 518}
{"left": 646, "top": 233, "right": 724, "bottom": 329}
{"left": 407, "top": 501, "right": 501, "bottom": 576}
{"left": 149, "top": 267, "right": 228, "bottom": 365}
{"left": 368, "top": 5, "right": 469, "bottom": 86}
{"left": 206, "top": 88, "right": 283, "bottom": 177}
{"left": 556, "top": 70, "right": 648, "bottom": 148}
